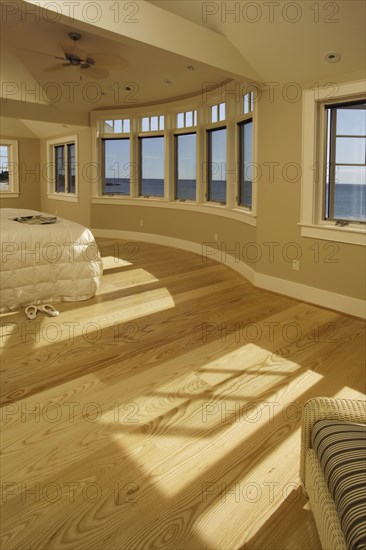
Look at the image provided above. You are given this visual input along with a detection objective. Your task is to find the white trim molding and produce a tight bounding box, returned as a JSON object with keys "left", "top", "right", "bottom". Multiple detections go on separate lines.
{"left": 46, "top": 134, "right": 78, "bottom": 201}
{"left": 0, "top": 138, "right": 19, "bottom": 197}
{"left": 300, "top": 80, "right": 366, "bottom": 246}
{"left": 92, "top": 229, "right": 365, "bottom": 319}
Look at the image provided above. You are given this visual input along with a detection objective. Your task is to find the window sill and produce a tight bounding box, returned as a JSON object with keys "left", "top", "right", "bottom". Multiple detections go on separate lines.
{"left": 299, "top": 223, "right": 366, "bottom": 246}
{"left": 47, "top": 194, "right": 78, "bottom": 203}
{"left": 0, "top": 192, "right": 20, "bottom": 198}
{"left": 91, "top": 196, "right": 257, "bottom": 226}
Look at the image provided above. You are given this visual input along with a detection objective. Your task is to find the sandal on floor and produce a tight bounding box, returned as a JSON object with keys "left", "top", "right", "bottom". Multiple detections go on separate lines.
{"left": 25, "top": 305, "right": 38, "bottom": 320}
{"left": 38, "top": 304, "right": 60, "bottom": 317}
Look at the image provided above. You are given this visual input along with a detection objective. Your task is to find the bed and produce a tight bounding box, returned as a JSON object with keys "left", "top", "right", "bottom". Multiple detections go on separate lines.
{"left": 0, "top": 208, "right": 103, "bottom": 312}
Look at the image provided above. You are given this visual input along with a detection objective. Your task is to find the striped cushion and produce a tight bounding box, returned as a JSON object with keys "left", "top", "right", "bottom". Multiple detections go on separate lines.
{"left": 312, "top": 420, "right": 366, "bottom": 550}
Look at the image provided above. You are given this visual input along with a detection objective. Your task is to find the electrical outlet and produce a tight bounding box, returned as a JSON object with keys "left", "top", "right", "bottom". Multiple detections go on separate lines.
{"left": 292, "top": 260, "right": 300, "bottom": 271}
{"left": 139, "top": 219, "right": 143, "bottom": 227}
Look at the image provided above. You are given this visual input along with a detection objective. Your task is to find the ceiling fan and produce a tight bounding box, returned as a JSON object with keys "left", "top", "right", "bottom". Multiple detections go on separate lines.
{"left": 44, "top": 32, "right": 128, "bottom": 79}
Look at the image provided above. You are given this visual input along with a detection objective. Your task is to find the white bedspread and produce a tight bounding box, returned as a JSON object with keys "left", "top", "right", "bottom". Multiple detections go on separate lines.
{"left": 0, "top": 208, "right": 103, "bottom": 311}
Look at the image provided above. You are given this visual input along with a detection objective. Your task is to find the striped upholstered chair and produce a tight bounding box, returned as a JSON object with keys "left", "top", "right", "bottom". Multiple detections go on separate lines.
{"left": 300, "top": 397, "right": 366, "bottom": 550}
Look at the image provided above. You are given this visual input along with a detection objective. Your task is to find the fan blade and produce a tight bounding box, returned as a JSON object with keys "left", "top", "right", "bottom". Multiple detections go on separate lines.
{"left": 61, "top": 38, "right": 87, "bottom": 60}
{"left": 90, "top": 54, "right": 128, "bottom": 70}
{"left": 82, "top": 66, "right": 109, "bottom": 80}
{"left": 44, "top": 63, "right": 70, "bottom": 72}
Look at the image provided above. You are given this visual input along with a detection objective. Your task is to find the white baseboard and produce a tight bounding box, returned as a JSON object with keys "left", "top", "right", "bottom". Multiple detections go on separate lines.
{"left": 254, "top": 272, "right": 365, "bottom": 319}
{"left": 93, "top": 228, "right": 365, "bottom": 319}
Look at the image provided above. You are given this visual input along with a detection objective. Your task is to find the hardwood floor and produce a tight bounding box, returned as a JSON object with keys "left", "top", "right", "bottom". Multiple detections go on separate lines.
{"left": 1, "top": 238, "right": 365, "bottom": 550}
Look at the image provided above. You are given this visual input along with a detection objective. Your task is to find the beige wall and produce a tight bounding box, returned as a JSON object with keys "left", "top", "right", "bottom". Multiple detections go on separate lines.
{"left": 256, "top": 90, "right": 365, "bottom": 300}
{"left": 91, "top": 204, "right": 256, "bottom": 257}
{"left": 0, "top": 136, "right": 41, "bottom": 210}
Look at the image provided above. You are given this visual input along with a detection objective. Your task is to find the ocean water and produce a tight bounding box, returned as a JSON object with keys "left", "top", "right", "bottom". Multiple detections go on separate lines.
{"left": 333, "top": 184, "right": 366, "bottom": 221}
{"left": 103, "top": 180, "right": 365, "bottom": 220}
{"left": 104, "top": 178, "right": 252, "bottom": 204}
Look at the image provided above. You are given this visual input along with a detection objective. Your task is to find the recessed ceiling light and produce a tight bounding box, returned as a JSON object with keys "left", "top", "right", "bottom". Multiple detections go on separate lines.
{"left": 165, "top": 79, "right": 172, "bottom": 85}
{"left": 187, "top": 65, "right": 195, "bottom": 71}
{"left": 324, "top": 51, "right": 341, "bottom": 63}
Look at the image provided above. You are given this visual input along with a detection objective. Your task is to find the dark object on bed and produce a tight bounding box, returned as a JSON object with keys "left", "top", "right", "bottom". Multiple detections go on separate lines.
{"left": 14, "top": 215, "right": 58, "bottom": 225}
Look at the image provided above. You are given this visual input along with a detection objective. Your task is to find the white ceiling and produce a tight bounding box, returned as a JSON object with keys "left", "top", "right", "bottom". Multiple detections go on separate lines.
{"left": 149, "top": 0, "right": 365, "bottom": 83}
{"left": 1, "top": 0, "right": 365, "bottom": 138}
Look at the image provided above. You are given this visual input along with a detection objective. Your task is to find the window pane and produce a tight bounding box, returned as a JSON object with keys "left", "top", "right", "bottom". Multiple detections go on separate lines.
{"left": 176, "top": 133, "right": 196, "bottom": 200}
{"left": 334, "top": 179, "right": 366, "bottom": 221}
{"left": 334, "top": 165, "right": 366, "bottom": 185}
{"left": 0, "top": 146, "right": 9, "bottom": 190}
{"left": 177, "top": 113, "right": 184, "bottom": 129}
{"left": 219, "top": 103, "right": 225, "bottom": 121}
{"left": 239, "top": 121, "right": 253, "bottom": 207}
{"left": 208, "top": 128, "right": 226, "bottom": 202}
{"left": 325, "top": 102, "right": 366, "bottom": 222}
{"left": 336, "top": 107, "right": 366, "bottom": 135}
{"left": 104, "top": 120, "right": 114, "bottom": 133}
{"left": 194, "top": 110, "right": 197, "bottom": 126}
{"left": 335, "top": 137, "right": 366, "bottom": 164}
{"left": 142, "top": 117, "right": 149, "bottom": 132}
{"left": 103, "top": 139, "right": 130, "bottom": 195}
{"left": 244, "top": 93, "right": 253, "bottom": 114}
{"left": 211, "top": 105, "right": 218, "bottom": 123}
{"left": 186, "top": 111, "right": 193, "bottom": 127}
{"left": 159, "top": 116, "right": 164, "bottom": 130}
{"left": 123, "top": 119, "right": 130, "bottom": 133}
{"left": 151, "top": 116, "right": 158, "bottom": 131}
{"left": 140, "top": 137, "right": 164, "bottom": 197}
{"left": 55, "top": 145, "right": 65, "bottom": 192}
{"left": 114, "top": 120, "right": 122, "bottom": 133}
{"left": 67, "top": 143, "right": 76, "bottom": 194}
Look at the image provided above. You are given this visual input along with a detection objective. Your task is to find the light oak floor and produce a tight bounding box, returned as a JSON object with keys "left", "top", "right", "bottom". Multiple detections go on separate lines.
{"left": 1, "top": 238, "right": 365, "bottom": 550}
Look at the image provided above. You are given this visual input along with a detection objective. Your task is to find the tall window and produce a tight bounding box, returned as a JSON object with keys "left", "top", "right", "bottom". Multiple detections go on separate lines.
{"left": 139, "top": 136, "right": 164, "bottom": 197}
{"left": 175, "top": 133, "right": 196, "bottom": 200}
{"left": 0, "top": 140, "right": 19, "bottom": 195}
{"left": 0, "top": 144, "right": 10, "bottom": 191}
{"left": 54, "top": 143, "right": 75, "bottom": 194}
{"left": 325, "top": 100, "right": 365, "bottom": 222}
{"left": 238, "top": 120, "right": 253, "bottom": 208}
{"left": 102, "top": 138, "right": 130, "bottom": 195}
{"left": 207, "top": 127, "right": 226, "bottom": 203}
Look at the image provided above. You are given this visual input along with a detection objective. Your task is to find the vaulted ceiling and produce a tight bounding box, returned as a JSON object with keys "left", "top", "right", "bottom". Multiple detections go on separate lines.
{"left": 1, "top": 0, "right": 365, "bottom": 137}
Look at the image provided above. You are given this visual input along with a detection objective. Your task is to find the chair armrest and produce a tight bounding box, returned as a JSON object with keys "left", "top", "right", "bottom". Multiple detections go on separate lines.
{"left": 300, "top": 397, "right": 366, "bottom": 485}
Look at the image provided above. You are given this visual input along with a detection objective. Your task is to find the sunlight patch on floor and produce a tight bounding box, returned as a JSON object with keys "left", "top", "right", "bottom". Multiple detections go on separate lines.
{"left": 101, "top": 256, "right": 133, "bottom": 269}
{"left": 98, "top": 267, "right": 159, "bottom": 290}
{"left": 105, "top": 345, "right": 324, "bottom": 498}
{"left": 0, "top": 287, "right": 176, "bottom": 349}
{"left": 332, "top": 387, "right": 366, "bottom": 400}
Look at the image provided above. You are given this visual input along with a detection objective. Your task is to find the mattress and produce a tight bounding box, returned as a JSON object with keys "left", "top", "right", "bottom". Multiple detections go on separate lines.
{"left": 0, "top": 208, "right": 103, "bottom": 311}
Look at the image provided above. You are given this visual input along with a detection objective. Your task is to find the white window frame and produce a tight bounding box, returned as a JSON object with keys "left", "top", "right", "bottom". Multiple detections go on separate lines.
{"left": 0, "top": 139, "right": 19, "bottom": 197}
{"left": 47, "top": 135, "right": 78, "bottom": 202}
{"left": 300, "top": 81, "right": 366, "bottom": 246}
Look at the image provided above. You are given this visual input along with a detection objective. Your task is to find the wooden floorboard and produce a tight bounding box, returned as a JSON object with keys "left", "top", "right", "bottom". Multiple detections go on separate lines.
{"left": 1, "top": 238, "right": 365, "bottom": 550}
